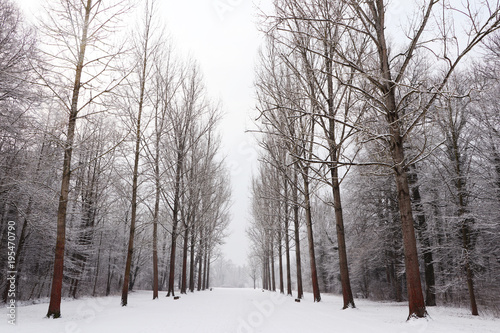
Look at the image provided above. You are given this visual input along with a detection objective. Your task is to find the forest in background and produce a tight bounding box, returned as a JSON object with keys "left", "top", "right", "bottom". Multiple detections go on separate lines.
{"left": 248, "top": 0, "right": 500, "bottom": 319}
{"left": 0, "top": 0, "right": 231, "bottom": 318}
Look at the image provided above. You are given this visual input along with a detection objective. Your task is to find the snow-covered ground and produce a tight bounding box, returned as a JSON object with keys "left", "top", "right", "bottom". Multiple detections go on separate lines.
{"left": 1, "top": 288, "right": 498, "bottom": 333}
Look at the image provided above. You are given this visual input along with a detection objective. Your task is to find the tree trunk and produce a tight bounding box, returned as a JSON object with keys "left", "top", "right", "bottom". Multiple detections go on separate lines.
{"left": 331, "top": 167, "right": 355, "bottom": 308}
{"left": 120, "top": 92, "right": 142, "bottom": 305}
{"left": 202, "top": 241, "right": 208, "bottom": 290}
{"left": 284, "top": 179, "right": 292, "bottom": 296}
{"left": 267, "top": 254, "right": 272, "bottom": 291}
{"left": 121, "top": 31, "right": 149, "bottom": 307}
{"left": 270, "top": 231, "right": 276, "bottom": 292}
{"left": 197, "top": 229, "right": 203, "bottom": 291}
{"left": 408, "top": 165, "right": 436, "bottom": 306}
{"left": 189, "top": 223, "right": 196, "bottom": 292}
{"left": 105, "top": 251, "right": 113, "bottom": 296}
{"left": 167, "top": 224, "right": 178, "bottom": 295}
{"left": 262, "top": 255, "right": 267, "bottom": 290}
{"left": 463, "top": 242, "right": 478, "bottom": 316}
{"left": 129, "top": 259, "right": 141, "bottom": 292}
{"left": 325, "top": 44, "right": 355, "bottom": 309}
{"left": 47, "top": 0, "right": 92, "bottom": 318}
{"left": 161, "top": 242, "right": 169, "bottom": 290}
{"left": 167, "top": 151, "right": 184, "bottom": 297}
{"left": 206, "top": 248, "right": 211, "bottom": 289}
{"left": 391, "top": 139, "right": 426, "bottom": 318}
{"left": 302, "top": 168, "right": 321, "bottom": 302}
{"left": 92, "top": 232, "right": 103, "bottom": 297}
{"left": 152, "top": 136, "right": 160, "bottom": 300}
{"left": 374, "top": 0, "right": 426, "bottom": 317}
{"left": 292, "top": 165, "right": 303, "bottom": 299}
{"left": 278, "top": 217, "right": 284, "bottom": 294}
{"left": 451, "top": 127, "right": 478, "bottom": 316}
{"left": 180, "top": 225, "right": 189, "bottom": 294}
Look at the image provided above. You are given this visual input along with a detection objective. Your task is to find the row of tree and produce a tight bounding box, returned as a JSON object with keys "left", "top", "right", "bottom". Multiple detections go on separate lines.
{"left": 248, "top": 0, "right": 500, "bottom": 320}
{"left": 0, "top": 0, "right": 230, "bottom": 318}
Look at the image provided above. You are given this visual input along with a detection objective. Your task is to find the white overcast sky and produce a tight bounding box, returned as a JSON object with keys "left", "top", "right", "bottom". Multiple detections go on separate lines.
{"left": 17, "top": 0, "right": 274, "bottom": 266}
{"left": 157, "top": 0, "right": 271, "bottom": 266}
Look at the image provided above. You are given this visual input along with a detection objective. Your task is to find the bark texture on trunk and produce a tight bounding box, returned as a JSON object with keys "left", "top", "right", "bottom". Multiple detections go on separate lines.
{"left": 391, "top": 144, "right": 427, "bottom": 318}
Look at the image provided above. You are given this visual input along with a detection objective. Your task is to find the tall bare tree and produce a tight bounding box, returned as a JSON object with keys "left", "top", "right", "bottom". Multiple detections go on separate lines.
{"left": 121, "top": 0, "right": 163, "bottom": 307}
{"left": 38, "top": 0, "right": 127, "bottom": 318}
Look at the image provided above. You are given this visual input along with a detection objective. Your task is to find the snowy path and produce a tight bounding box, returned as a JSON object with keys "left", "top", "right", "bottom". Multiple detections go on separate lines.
{"left": 1, "top": 288, "right": 498, "bottom": 333}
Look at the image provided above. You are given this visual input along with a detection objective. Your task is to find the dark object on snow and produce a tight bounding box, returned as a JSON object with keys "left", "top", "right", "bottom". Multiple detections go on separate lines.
{"left": 210, "top": 288, "right": 212, "bottom": 291}
{"left": 174, "top": 296, "right": 180, "bottom": 300}
{"left": 295, "top": 299, "right": 301, "bottom": 303}
{"left": 262, "top": 289, "right": 265, "bottom": 292}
